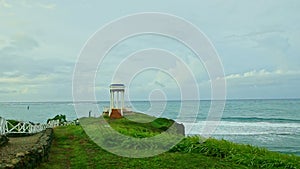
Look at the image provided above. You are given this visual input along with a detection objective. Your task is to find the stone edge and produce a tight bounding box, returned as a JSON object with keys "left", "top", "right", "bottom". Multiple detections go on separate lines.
{"left": 0, "top": 128, "right": 54, "bottom": 169}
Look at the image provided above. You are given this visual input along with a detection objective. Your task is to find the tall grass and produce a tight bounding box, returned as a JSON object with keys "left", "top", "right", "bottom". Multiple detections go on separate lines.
{"left": 170, "top": 136, "right": 300, "bottom": 169}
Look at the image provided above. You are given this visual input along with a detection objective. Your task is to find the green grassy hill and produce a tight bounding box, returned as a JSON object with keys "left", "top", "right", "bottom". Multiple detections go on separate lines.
{"left": 39, "top": 113, "right": 300, "bottom": 169}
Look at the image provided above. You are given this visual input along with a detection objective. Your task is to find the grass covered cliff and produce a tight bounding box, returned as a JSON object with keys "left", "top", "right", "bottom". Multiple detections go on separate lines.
{"left": 40, "top": 113, "right": 300, "bottom": 169}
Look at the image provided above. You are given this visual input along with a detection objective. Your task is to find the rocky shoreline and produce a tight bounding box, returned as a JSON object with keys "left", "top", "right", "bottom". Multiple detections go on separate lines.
{"left": 0, "top": 128, "right": 53, "bottom": 169}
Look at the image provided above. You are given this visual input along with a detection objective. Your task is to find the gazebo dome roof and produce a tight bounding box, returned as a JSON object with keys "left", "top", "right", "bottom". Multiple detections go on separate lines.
{"left": 110, "top": 83, "right": 125, "bottom": 91}
{"left": 110, "top": 83, "right": 125, "bottom": 87}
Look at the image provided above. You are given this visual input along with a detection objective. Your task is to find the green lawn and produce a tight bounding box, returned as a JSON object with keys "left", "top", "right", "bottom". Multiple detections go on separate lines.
{"left": 39, "top": 125, "right": 245, "bottom": 169}
{"left": 39, "top": 116, "right": 300, "bottom": 169}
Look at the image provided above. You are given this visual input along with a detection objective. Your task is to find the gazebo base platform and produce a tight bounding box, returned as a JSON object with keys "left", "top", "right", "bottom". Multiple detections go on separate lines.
{"left": 110, "top": 109, "right": 122, "bottom": 119}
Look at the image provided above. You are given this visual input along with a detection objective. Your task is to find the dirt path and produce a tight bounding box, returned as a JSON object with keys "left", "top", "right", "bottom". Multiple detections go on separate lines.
{"left": 0, "top": 133, "right": 42, "bottom": 163}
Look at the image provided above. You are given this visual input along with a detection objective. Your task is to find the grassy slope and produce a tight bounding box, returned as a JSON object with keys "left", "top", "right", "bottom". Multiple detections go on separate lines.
{"left": 39, "top": 114, "right": 300, "bottom": 169}
{"left": 39, "top": 126, "right": 245, "bottom": 169}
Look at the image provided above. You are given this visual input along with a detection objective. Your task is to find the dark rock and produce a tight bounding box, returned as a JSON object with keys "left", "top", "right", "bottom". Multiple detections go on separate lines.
{"left": 175, "top": 123, "right": 185, "bottom": 136}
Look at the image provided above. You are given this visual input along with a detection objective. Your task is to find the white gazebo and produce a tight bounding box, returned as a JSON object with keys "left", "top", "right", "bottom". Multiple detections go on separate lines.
{"left": 109, "top": 83, "right": 125, "bottom": 118}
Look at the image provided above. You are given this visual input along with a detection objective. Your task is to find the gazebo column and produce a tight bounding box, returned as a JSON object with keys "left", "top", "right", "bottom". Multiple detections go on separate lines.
{"left": 116, "top": 91, "right": 120, "bottom": 109}
{"left": 109, "top": 90, "right": 114, "bottom": 116}
{"left": 121, "top": 90, "right": 124, "bottom": 116}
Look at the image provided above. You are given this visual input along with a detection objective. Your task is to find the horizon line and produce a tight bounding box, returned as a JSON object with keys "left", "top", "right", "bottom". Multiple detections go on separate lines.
{"left": 1, "top": 97, "right": 300, "bottom": 103}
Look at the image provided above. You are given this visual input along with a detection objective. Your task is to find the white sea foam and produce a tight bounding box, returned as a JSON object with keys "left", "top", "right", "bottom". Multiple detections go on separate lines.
{"left": 183, "top": 121, "right": 300, "bottom": 136}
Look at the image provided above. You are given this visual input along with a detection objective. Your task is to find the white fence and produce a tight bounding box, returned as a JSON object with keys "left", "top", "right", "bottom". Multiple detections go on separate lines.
{"left": 0, "top": 116, "right": 63, "bottom": 135}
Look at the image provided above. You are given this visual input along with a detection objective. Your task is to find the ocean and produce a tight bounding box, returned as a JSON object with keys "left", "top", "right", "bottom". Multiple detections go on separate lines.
{"left": 0, "top": 99, "right": 299, "bottom": 155}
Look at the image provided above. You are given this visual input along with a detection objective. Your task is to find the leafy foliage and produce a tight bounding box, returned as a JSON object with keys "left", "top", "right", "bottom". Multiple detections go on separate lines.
{"left": 47, "top": 114, "right": 67, "bottom": 124}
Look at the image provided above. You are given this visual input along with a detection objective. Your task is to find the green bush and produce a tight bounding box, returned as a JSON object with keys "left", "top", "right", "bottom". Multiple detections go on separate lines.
{"left": 106, "top": 116, "right": 175, "bottom": 138}
{"left": 47, "top": 114, "right": 67, "bottom": 124}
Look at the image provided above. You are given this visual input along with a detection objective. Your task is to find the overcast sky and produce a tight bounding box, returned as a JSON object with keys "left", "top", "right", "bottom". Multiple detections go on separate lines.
{"left": 0, "top": 0, "right": 300, "bottom": 101}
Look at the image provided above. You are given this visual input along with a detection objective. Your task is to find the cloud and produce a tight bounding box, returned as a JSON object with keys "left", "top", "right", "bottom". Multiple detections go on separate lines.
{"left": 224, "top": 69, "right": 300, "bottom": 99}
{"left": 2, "top": 70, "right": 22, "bottom": 77}
{"left": 0, "top": 73, "right": 54, "bottom": 84}
{"left": 225, "top": 30, "right": 284, "bottom": 39}
{"left": 154, "top": 81, "right": 166, "bottom": 88}
{"left": 0, "top": 37, "right": 10, "bottom": 49}
{"left": 224, "top": 29, "right": 290, "bottom": 50}
{"left": 0, "top": 0, "right": 11, "bottom": 8}
{"left": 0, "top": 1, "right": 56, "bottom": 9}
{"left": 226, "top": 69, "right": 300, "bottom": 79}
{"left": 0, "top": 32, "right": 74, "bottom": 77}
{"left": 0, "top": 88, "right": 18, "bottom": 94}
{"left": 226, "top": 69, "right": 267, "bottom": 79}
{"left": 0, "top": 69, "right": 73, "bottom": 101}
{"left": 38, "top": 3, "right": 56, "bottom": 9}
{"left": 10, "top": 33, "right": 39, "bottom": 51}
{"left": 0, "top": 86, "right": 30, "bottom": 94}
{"left": 225, "top": 69, "right": 300, "bottom": 87}
{"left": 1, "top": 1, "right": 300, "bottom": 101}
{"left": 0, "top": 33, "right": 39, "bottom": 58}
